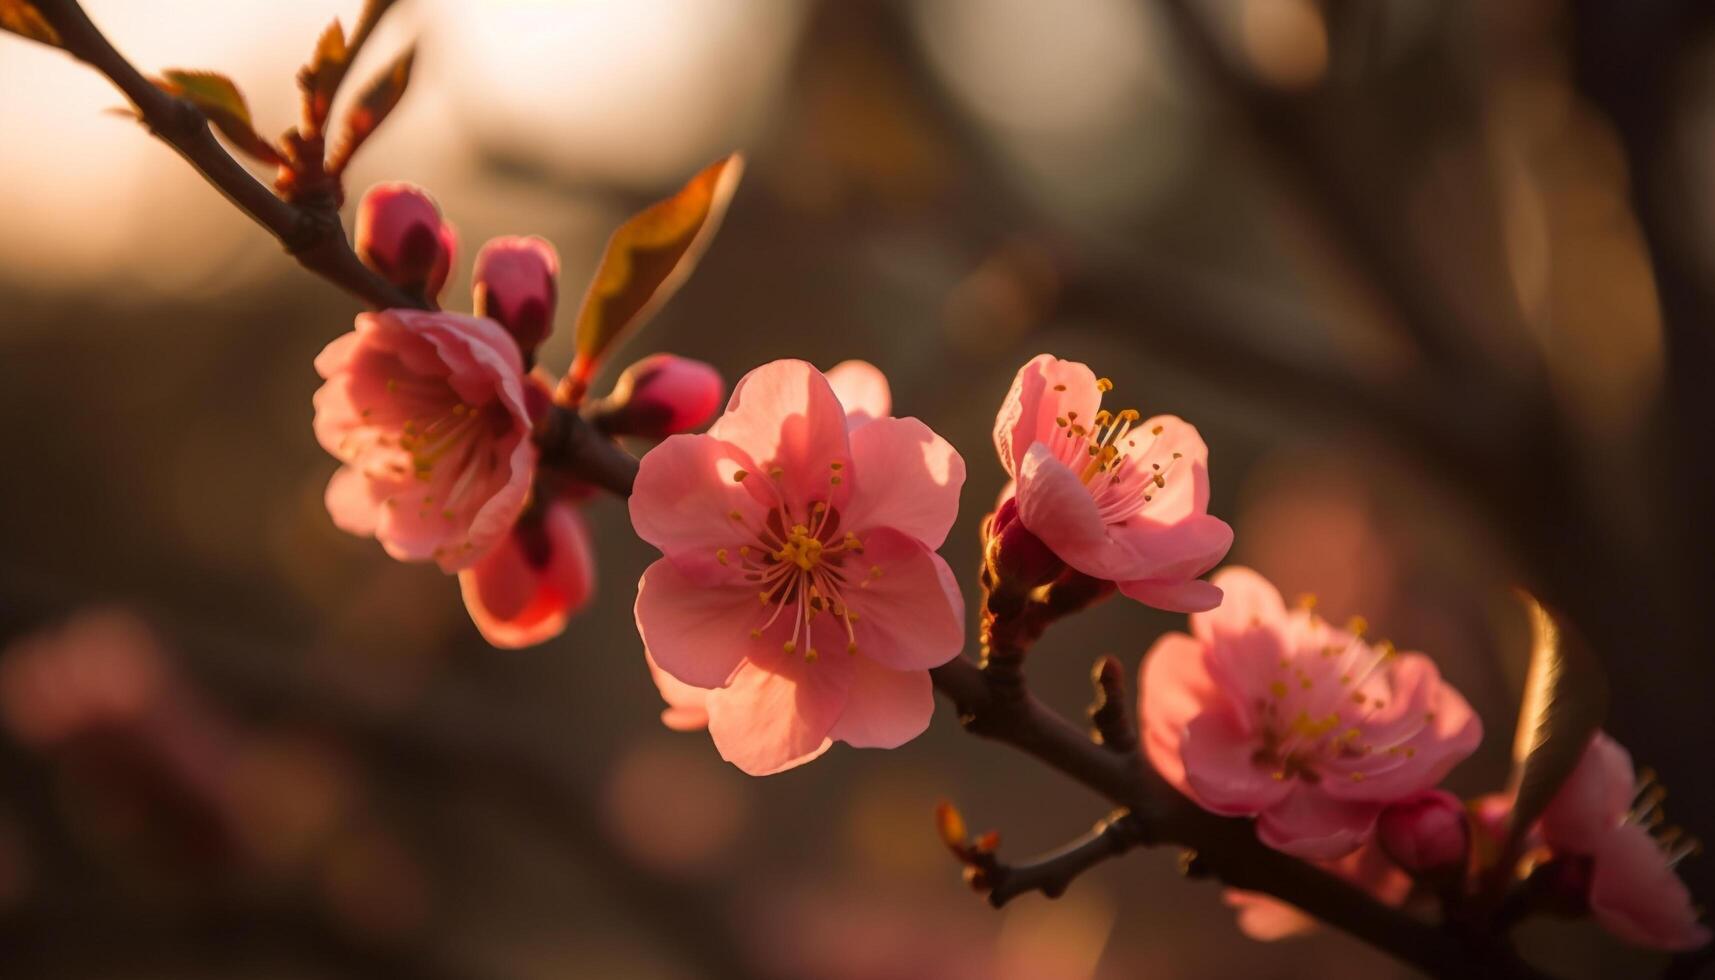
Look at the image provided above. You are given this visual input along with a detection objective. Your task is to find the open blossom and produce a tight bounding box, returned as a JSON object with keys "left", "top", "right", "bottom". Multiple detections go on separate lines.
{"left": 992, "top": 354, "right": 1232, "bottom": 612}
{"left": 314, "top": 309, "right": 536, "bottom": 572}
{"left": 458, "top": 495, "right": 596, "bottom": 649}
{"left": 631, "top": 358, "right": 965, "bottom": 775}
{"left": 1224, "top": 841, "right": 1411, "bottom": 940}
{"left": 1524, "top": 732, "right": 1709, "bottom": 951}
{"left": 1141, "top": 567, "right": 1482, "bottom": 859}
{"left": 639, "top": 359, "right": 890, "bottom": 761}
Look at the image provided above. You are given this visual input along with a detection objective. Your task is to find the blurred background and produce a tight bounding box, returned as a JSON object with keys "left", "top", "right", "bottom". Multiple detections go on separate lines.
{"left": 1, "top": 0, "right": 1712, "bottom": 976}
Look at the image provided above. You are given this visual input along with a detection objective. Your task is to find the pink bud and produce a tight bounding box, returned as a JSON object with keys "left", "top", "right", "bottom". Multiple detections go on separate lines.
{"left": 354, "top": 182, "right": 457, "bottom": 299}
{"left": 1377, "top": 790, "right": 1471, "bottom": 881}
{"left": 473, "top": 236, "right": 559, "bottom": 358}
{"left": 984, "top": 496, "right": 1064, "bottom": 592}
{"left": 598, "top": 354, "right": 724, "bottom": 438}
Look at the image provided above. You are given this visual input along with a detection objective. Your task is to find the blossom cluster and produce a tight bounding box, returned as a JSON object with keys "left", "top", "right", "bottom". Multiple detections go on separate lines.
{"left": 314, "top": 183, "right": 724, "bottom": 648}
{"left": 311, "top": 188, "right": 1704, "bottom": 951}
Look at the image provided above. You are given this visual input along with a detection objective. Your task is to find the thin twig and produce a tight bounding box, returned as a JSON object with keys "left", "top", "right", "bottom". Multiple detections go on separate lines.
{"left": 928, "top": 649, "right": 1549, "bottom": 980}
{"left": 983, "top": 811, "right": 1148, "bottom": 908}
{"left": 31, "top": 0, "right": 421, "bottom": 312}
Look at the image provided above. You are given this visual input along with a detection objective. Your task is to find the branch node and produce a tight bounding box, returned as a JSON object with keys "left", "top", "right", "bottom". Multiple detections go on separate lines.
{"left": 1088, "top": 655, "right": 1138, "bottom": 754}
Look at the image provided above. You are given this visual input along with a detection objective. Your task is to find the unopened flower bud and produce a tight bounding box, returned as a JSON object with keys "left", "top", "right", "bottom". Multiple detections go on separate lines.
{"left": 355, "top": 182, "right": 457, "bottom": 299}
{"left": 473, "top": 236, "right": 559, "bottom": 358}
{"left": 984, "top": 497, "right": 1063, "bottom": 593}
{"left": 597, "top": 354, "right": 724, "bottom": 438}
{"left": 1378, "top": 790, "right": 1471, "bottom": 882}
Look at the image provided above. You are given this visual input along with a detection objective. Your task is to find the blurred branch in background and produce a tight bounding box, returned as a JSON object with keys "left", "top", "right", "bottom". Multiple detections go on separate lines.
{"left": 0, "top": 569, "right": 760, "bottom": 980}
{"left": 3, "top": 0, "right": 1714, "bottom": 975}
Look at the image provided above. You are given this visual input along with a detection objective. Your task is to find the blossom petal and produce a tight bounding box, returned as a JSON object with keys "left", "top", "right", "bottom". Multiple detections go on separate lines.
{"left": 1129, "top": 414, "right": 1211, "bottom": 522}
{"left": 842, "top": 528, "right": 966, "bottom": 671}
{"left": 1589, "top": 823, "right": 1712, "bottom": 951}
{"left": 646, "top": 648, "right": 709, "bottom": 732}
{"left": 1321, "top": 654, "right": 1483, "bottom": 802}
{"left": 839, "top": 418, "right": 965, "bottom": 549}
{"left": 826, "top": 359, "right": 891, "bottom": 427}
{"left": 629, "top": 432, "right": 765, "bottom": 583}
{"left": 705, "top": 650, "right": 851, "bottom": 776}
{"left": 828, "top": 658, "right": 933, "bottom": 748}
{"left": 1256, "top": 787, "right": 1379, "bottom": 860}
{"left": 325, "top": 465, "right": 385, "bottom": 537}
{"left": 634, "top": 558, "right": 757, "bottom": 689}
{"left": 992, "top": 354, "right": 1102, "bottom": 478}
{"left": 1015, "top": 443, "right": 1142, "bottom": 581}
{"left": 1191, "top": 566, "right": 1288, "bottom": 642}
{"left": 458, "top": 502, "right": 596, "bottom": 649}
{"left": 1108, "top": 512, "right": 1233, "bottom": 587}
{"left": 710, "top": 359, "right": 853, "bottom": 516}
{"left": 1115, "top": 577, "right": 1224, "bottom": 613}
{"left": 1541, "top": 732, "right": 1636, "bottom": 854}
{"left": 1182, "top": 710, "right": 1294, "bottom": 815}
{"left": 1139, "top": 631, "right": 1218, "bottom": 793}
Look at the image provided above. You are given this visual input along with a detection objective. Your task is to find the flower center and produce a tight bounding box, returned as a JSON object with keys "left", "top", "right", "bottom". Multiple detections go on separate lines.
{"left": 1246, "top": 605, "right": 1428, "bottom": 784}
{"left": 775, "top": 525, "right": 825, "bottom": 571}
{"left": 713, "top": 460, "right": 873, "bottom": 663}
{"left": 1046, "top": 375, "right": 1186, "bottom": 524}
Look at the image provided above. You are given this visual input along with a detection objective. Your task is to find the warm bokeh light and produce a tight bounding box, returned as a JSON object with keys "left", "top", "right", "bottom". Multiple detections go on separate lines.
{"left": 0, "top": 0, "right": 1705, "bottom": 976}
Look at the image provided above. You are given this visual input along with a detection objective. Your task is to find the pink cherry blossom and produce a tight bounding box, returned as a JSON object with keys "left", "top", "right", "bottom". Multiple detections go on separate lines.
{"left": 992, "top": 354, "right": 1232, "bottom": 612}
{"left": 314, "top": 309, "right": 536, "bottom": 572}
{"left": 1530, "top": 732, "right": 1710, "bottom": 950}
{"left": 457, "top": 496, "right": 596, "bottom": 648}
{"left": 1140, "top": 567, "right": 1482, "bottom": 859}
{"left": 1223, "top": 841, "right": 1412, "bottom": 940}
{"left": 355, "top": 183, "right": 458, "bottom": 299}
{"left": 630, "top": 358, "right": 965, "bottom": 775}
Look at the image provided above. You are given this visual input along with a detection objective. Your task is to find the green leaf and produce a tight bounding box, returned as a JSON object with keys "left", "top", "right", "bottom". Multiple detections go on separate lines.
{"left": 297, "top": 19, "right": 348, "bottom": 133}
{"left": 1498, "top": 592, "right": 1610, "bottom": 863}
{"left": 563, "top": 153, "right": 745, "bottom": 402}
{"left": 0, "top": 0, "right": 59, "bottom": 47}
{"left": 326, "top": 45, "right": 413, "bottom": 174}
{"left": 157, "top": 69, "right": 283, "bottom": 166}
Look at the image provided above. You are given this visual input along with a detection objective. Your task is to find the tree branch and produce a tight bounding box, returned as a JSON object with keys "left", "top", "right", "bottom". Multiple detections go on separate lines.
{"left": 982, "top": 811, "right": 1148, "bottom": 908}
{"left": 31, "top": 0, "right": 422, "bottom": 312}
{"left": 31, "top": 0, "right": 643, "bottom": 501}
{"left": 928, "top": 648, "right": 1549, "bottom": 980}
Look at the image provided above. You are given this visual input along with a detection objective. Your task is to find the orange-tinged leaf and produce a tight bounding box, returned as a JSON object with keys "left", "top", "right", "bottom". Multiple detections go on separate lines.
{"left": 297, "top": 18, "right": 348, "bottom": 131}
{"left": 563, "top": 154, "right": 744, "bottom": 401}
{"left": 935, "top": 800, "right": 967, "bottom": 850}
{"left": 157, "top": 69, "right": 283, "bottom": 166}
{"left": 1499, "top": 591, "right": 1609, "bottom": 863}
{"left": 327, "top": 45, "right": 413, "bottom": 174}
{"left": 0, "top": 0, "right": 58, "bottom": 47}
